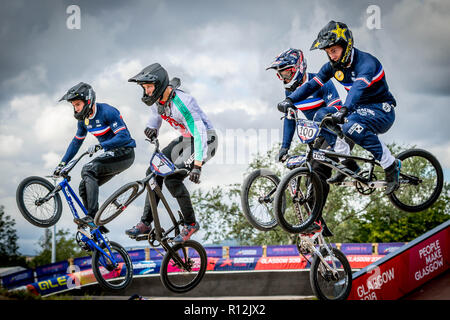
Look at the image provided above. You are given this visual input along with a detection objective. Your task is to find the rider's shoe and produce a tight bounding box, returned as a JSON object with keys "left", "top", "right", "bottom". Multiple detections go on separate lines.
{"left": 384, "top": 159, "right": 401, "bottom": 195}
{"left": 301, "top": 220, "right": 322, "bottom": 235}
{"left": 173, "top": 221, "right": 200, "bottom": 243}
{"left": 125, "top": 222, "right": 151, "bottom": 238}
{"left": 320, "top": 218, "right": 334, "bottom": 237}
{"left": 327, "top": 159, "right": 360, "bottom": 184}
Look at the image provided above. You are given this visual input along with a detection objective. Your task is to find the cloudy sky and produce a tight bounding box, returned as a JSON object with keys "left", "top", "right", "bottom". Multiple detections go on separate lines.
{"left": 1, "top": 0, "right": 449, "bottom": 256}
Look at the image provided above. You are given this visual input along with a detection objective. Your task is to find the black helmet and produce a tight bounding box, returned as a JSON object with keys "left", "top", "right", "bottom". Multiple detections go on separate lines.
{"left": 128, "top": 63, "right": 169, "bottom": 106}
{"left": 310, "top": 21, "right": 353, "bottom": 69}
{"left": 59, "top": 82, "right": 96, "bottom": 121}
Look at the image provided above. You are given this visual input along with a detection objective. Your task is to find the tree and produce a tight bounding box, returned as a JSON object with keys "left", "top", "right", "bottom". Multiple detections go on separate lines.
{"left": 193, "top": 141, "right": 449, "bottom": 244}
{"left": 0, "top": 205, "right": 26, "bottom": 267}
{"left": 29, "top": 228, "right": 85, "bottom": 267}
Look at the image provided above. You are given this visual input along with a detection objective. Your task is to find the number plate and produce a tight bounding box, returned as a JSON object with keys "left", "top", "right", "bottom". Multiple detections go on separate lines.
{"left": 296, "top": 119, "right": 319, "bottom": 144}
{"left": 150, "top": 153, "right": 175, "bottom": 176}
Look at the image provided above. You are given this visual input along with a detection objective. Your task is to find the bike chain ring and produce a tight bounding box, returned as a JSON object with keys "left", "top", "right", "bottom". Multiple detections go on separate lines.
{"left": 355, "top": 170, "right": 377, "bottom": 195}
{"left": 75, "top": 231, "right": 91, "bottom": 252}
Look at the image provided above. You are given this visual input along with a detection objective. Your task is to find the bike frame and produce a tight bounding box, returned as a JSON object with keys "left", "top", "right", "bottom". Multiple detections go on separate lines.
{"left": 49, "top": 154, "right": 119, "bottom": 268}
{"left": 123, "top": 139, "right": 194, "bottom": 269}
{"left": 286, "top": 109, "right": 387, "bottom": 189}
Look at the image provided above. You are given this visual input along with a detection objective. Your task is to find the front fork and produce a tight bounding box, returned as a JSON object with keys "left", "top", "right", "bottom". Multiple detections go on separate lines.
{"left": 298, "top": 233, "right": 339, "bottom": 278}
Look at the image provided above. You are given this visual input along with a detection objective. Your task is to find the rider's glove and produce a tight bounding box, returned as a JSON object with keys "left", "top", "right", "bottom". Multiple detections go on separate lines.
{"left": 277, "top": 98, "right": 294, "bottom": 113}
{"left": 87, "top": 144, "right": 102, "bottom": 155}
{"left": 331, "top": 107, "right": 348, "bottom": 125}
{"left": 189, "top": 165, "right": 201, "bottom": 184}
{"left": 278, "top": 147, "right": 289, "bottom": 162}
{"left": 53, "top": 161, "right": 66, "bottom": 176}
{"left": 144, "top": 127, "right": 158, "bottom": 141}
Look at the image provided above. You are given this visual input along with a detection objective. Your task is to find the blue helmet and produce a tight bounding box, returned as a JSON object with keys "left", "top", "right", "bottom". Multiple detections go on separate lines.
{"left": 266, "top": 48, "right": 307, "bottom": 91}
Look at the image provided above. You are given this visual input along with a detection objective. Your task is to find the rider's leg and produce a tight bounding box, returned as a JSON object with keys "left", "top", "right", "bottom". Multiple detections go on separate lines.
{"left": 80, "top": 148, "right": 135, "bottom": 219}
{"left": 327, "top": 137, "right": 360, "bottom": 183}
{"left": 341, "top": 103, "right": 399, "bottom": 194}
{"left": 312, "top": 106, "right": 339, "bottom": 149}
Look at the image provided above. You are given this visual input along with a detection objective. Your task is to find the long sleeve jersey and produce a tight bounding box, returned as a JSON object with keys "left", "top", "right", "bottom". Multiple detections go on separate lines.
{"left": 146, "top": 89, "right": 214, "bottom": 162}
{"left": 287, "top": 47, "right": 396, "bottom": 112}
{"left": 282, "top": 72, "right": 341, "bottom": 149}
{"left": 61, "top": 103, "right": 136, "bottom": 163}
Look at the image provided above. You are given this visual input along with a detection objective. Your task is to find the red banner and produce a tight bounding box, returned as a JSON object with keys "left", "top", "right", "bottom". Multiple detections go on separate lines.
{"left": 348, "top": 224, "right": 449, "bottom": 300}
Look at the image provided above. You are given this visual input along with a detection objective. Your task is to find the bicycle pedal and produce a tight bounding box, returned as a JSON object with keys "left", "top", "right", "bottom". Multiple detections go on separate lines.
{"left": 134, "top": 234, "right": 149, "bottom": 241}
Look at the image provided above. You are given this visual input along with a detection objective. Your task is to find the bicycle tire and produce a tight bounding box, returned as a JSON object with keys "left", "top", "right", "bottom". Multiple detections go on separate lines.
{"left": 16, "top": 176, "right": 62, "bottom": 228}
{"left": 274, "top": 167, "right": 323, "bottom": 233}
{"left": 160, "top": 240, "right": 207, "bottom": 293}
{"left": 94, "top": 182, "right": 140, "bottom": 226}
{"left": 388, "top": 149, "right": 444, "bottom": 212}
{"left": 310, "top": 247, "right": 352, "bottom": 300}
{"left": 91, "top": 241, "right": 133, "bottom": 291}
{"left": 240, "top": 168, "right": 280, "bottom": 231}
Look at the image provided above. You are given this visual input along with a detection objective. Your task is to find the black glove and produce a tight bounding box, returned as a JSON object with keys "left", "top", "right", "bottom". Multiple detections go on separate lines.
{"left": 277, "top": 98, "right": 294, "bottom": 113}
{"left": 53, "top": 162, "right": 66, "bottom": 176}
{"left": 331, "top": 107, "right": 348, "bottom": 125}
{"left": 87, "top": 144, "right": 102, "bottom": 155}
{"left": 189, "top": 165, "right": 201, "bottom": 184}
{"left": 278, "top": 147, "right": 289, "bottom": 162}
{"left": 144, "top": 127, "right": 158, "bottom": 140}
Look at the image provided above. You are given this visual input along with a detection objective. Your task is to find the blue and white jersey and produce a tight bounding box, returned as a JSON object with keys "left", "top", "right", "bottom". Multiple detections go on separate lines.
{"left": 61, "top": 103, "right": 136, "bottom": 163}
{"left": 286, "top": 72, "right": 341, "bottom": 112}
{"left": 288, "top": 47, "right": 396, "bottom": 112}
{"left": 281, "top": 73, "right": 341, "bottom": 149}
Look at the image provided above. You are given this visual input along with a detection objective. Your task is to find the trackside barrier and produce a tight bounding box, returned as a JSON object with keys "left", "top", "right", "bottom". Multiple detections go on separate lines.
{"left": 1, "top": 243, "right": 402, "bottom": 292}
{"left": 348, "top": 220, "right": 450, "bottom": 300}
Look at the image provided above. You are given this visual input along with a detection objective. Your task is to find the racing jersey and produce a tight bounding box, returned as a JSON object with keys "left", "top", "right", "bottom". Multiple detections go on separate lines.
{"left": 61, "top": 103, "right": 136, "bottom": 163}
{"left": 282, "top": 72, "right": 341, "bottom": 148}
{"left": 287, "top": 47, "right": 396, "bottom": 112}
{"left": 146, "top": 89, "right": 214, "bottom": 162}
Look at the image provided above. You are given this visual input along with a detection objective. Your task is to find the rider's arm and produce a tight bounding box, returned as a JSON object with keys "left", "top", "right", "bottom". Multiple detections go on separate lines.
{"left": 322, "top": 79, "right": 342, "bottom": 109}
{"left": 287, "top": 62, "right": 333, "bottom": 103}
{"left": 343, "top": 59, "right": 378, "bottom": 112}
{"left": 281, "top": 117, "right": 295, "bottom": 149}
{"left": 61, "top": 121, "right": 87, "bottom": 163}
{"left": 174, "top": 95, "right": 208, "bottom": 165}
{"left": 100, "top": 108, "right": 133, "bottom": 150}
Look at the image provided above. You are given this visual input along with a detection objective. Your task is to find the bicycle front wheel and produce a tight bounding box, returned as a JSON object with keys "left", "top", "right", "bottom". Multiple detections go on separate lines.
{"left": 16, "top": 176, "right": 62, "bottom": 228}
{"left": 389, "top": 149, "right": 444, "bottom": 212}
{"left": 310, "top": 247, "right": 352, "bottom": 300}
{"left": 91, "top": 241, "right": 133, "bottom": 291}
{"left": 160, "top": 240, "right": 207, "bottom": 293}
{"left": 95, "top": 182, "right": 140, "bottom": 226}
{"left": 274, "top": 167, "right": 323, "bottom": 233}
{"left": 240, "top": 169, "right": 280, "bottom": 231}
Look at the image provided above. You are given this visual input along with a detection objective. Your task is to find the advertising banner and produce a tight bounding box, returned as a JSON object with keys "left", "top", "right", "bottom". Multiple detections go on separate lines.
{"left": 377, "top": 242, "right": 405, "bottom": 255}
{"left": 229, "top": 246, "right": 263, "bottom": 258}
{"left": 348, "top": 222, "right": 449, "bottom": 300}
{"left": 266, "top": 245, "right": 298, "bottom": 256}
{"left": 340, "top": 243, "right": 373, "bottom": 255}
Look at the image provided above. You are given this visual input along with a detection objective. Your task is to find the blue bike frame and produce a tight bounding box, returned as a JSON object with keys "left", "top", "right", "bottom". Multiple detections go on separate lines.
{"left": 58, "top": 178, "right": 119, "bottom": 268}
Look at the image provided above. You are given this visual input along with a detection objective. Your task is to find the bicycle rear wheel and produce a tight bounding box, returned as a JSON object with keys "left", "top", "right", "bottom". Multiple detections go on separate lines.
{"left": 274, "top": 167, "right": 323, "bottom": 233}
{"left": 388, "top": 149, "right": 444, "bottom": 212}
{"left": 160, "top": 240, "right": 207, "bottom": 293}
{"left": 16, "top": 176, "right": 62, "bottom": 228}
{"left": 91, "top": 241, "right": 133, "bottom": 291}
{"left": 310, "top": 247, "right": 352, "bottom": 300}
{"left": 240, "top": 169, "right": 280, "bottom": 231}
{"left": 95, "top": 182, "right": 140, "bottom": 226}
